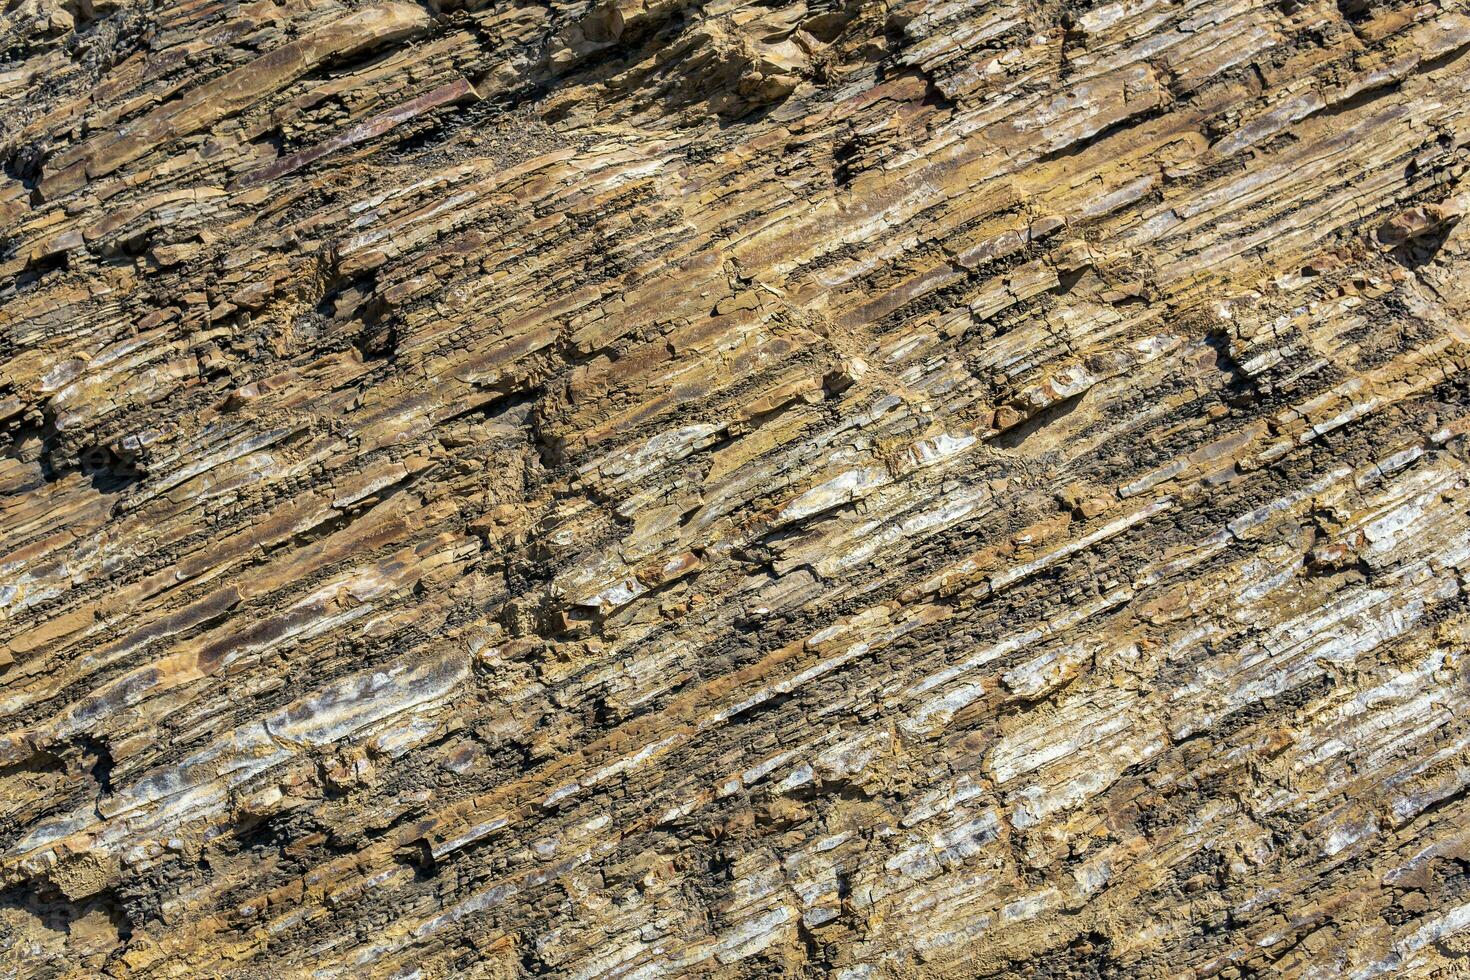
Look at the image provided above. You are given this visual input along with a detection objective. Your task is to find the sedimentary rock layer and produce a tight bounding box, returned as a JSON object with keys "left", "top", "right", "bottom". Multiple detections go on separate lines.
{"left": 2, "top": 0, "right": 1469, "bottom": 976}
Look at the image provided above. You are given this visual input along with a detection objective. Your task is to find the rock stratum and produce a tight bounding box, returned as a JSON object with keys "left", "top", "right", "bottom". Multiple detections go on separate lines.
{"left": 1, "top": 0, "right": 1469, "bottom": 975}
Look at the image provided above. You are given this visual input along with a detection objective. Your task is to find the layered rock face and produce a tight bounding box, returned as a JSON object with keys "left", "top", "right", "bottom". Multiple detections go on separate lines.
{"left": 2, "top": 0, "right": 1470, "bottom": 975}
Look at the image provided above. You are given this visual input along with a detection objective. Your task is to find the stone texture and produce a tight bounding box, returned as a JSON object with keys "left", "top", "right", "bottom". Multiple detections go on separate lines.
{"left": 1, "top": 0, "right": 1469, "bottom": 976}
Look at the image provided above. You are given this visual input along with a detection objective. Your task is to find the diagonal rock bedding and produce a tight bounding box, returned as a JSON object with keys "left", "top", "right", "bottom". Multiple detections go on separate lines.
{"left": 2, "top": 0, "right": 1470, "bottom": 975}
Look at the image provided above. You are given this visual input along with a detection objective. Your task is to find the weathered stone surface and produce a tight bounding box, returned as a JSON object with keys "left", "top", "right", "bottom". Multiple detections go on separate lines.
{"left": 1, "top": 0, "right": 1469, "bottom": 976}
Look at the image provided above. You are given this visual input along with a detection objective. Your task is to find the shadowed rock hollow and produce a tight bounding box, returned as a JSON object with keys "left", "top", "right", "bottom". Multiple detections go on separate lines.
{"left": 2, "top": 0, "right": 1470, "bottom": 976}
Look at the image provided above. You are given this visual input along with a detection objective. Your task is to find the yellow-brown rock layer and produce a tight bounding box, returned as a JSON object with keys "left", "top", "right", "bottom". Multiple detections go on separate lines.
{"left": 2, "top": 0, "right": 1470, "bottom": 976}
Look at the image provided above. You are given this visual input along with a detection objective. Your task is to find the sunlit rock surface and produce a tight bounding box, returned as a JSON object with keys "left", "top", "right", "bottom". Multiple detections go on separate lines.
{"left": 2, "top": 0, "right": 1469, "bottom": 976}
